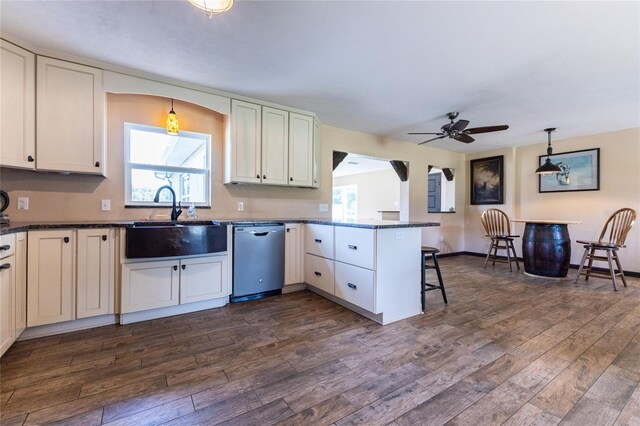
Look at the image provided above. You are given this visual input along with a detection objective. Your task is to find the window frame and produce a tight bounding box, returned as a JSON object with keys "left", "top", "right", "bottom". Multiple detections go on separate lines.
{"left": 124, "top": 123, "right": 212, "bottom": 207}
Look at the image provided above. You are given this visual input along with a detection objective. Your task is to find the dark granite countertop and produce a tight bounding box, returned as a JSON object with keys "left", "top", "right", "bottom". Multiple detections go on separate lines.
{"left": 0, "top": 218, "right": 439, "bottom": 235}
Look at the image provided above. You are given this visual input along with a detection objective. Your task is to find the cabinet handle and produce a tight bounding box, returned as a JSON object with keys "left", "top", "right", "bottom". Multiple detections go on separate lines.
{"left": 95, "top": 161, "right": 100, "bottom": 167}
{"left": 290, "top": 177, "right": 293, "bottom": 181}
{"left": 286, "top": 228, "right": 290, "bottom": 233}
{"left": 257, "top": 174, "right": 260, "bottom": 179}
{"left": 314, "top": 271, "right": 322, "bottom": 277}
{"left": 102, "top": 235, "right": 107, "bottom": 241}
{"left": 0, "top": 263, "right": 10, "bottom": 270}
{"left": 0, "top": 245, "right": 10, "bottom": 251}
{"left": 347, "top": 283, "right": 357, "bottom": 290}
{"left": 348, "top": 245, "right": 358, "bottom": 250}
{"left": 27, "top": 155, "right": 34, "bottom": 162}
{"left": 314, "top": 179, "right": 317, "bottom": 184}
{"left": 263, "top": 175, "right": 266, "bottom": 179}
{"left": 173, "top": 265, "right": 178, "bottom": 271}
{"left": 64, "top": 237, "right": 70, "bottom": 243}
{"left": 314, "top": 239, "right": 322, "bottom": 244}
{"left": 182, "top": 265, "right": 186, "bottom": 270}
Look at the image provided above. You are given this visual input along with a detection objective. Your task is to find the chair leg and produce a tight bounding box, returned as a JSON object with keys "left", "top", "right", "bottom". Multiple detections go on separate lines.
{"left": 483, "top": 241, "right": 494, "bottom": 269}
{"left": 585, "top": 247, "right": 596, "bottom": 281}
{"left": 492, "top": 243, "right": 499, "bottom": 267}
{"left": 509, "top": 240, "right": 520, "bottom": 270}
{"left": 421, "top": 252, "right": 426, "bottom": 311}
{"left": 606, "top": 250, "right": 618, "bottom": 291}
{"left": 432, "top": 253, "right": 448, "bottom": 305}
{"left": 613, "top": 251, "right": 627, "bottom": 288}
{"left": 505, "top": 240, "right": 513, "bottom": 272}
{"left": 575, "top": 247, "right": 590, "bottom": 284}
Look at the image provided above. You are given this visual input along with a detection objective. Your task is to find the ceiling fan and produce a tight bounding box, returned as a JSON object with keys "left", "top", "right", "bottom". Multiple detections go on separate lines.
{"left": 408, "top": 112, "right": 509, "bottom": 145}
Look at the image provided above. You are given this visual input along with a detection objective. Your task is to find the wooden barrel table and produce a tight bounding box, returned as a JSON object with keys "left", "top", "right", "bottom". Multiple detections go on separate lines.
{"left": 522, "top": 223, "right": 571, "bottom": 277}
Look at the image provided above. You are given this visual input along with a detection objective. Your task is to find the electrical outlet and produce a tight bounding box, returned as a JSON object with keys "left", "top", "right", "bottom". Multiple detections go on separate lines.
{"left": 395, "top": 231, "right": 405, "bottom": 240}
{"left": 319, "top": 204, "right": 329, "bottom": 212}
{"left": 237, "top": 202, "right": 244, "bottom": 211}
{"left": 101, "top": 199, "right": 111, "bottom": 211}
{"left": 17, "top": 197, "right": 29, "bottom": 210}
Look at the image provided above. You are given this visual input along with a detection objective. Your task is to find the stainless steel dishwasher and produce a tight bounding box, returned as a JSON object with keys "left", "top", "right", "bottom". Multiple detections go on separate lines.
{"left": 232, "top": 223, "right": 285, "bottom": 302}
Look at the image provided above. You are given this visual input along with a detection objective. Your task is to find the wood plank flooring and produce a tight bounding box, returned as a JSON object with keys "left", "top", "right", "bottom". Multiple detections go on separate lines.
{"left": 2, "top": 255, "right": 640, "bottom": 425}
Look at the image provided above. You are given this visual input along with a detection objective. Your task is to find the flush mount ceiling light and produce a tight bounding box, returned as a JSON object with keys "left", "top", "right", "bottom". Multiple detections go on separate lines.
{"left": 166, "top": 99, "right": 179, "bottom": 136}
{"left": 188, "top": 0, "right": 234, "bottom": 18}
{"left": 535, "top": 127, "right": 562, "bottom": 175}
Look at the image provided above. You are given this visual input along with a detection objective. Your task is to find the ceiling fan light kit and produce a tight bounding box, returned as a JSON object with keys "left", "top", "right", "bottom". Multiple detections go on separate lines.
{"left": 408, "top": 112, "right": 509, "bottom": 145}
{"left": 188, "top": 0, "right": 233, "bottom": 18}
{"left": 535, "top": 128, "right": 562, "bottom": 175}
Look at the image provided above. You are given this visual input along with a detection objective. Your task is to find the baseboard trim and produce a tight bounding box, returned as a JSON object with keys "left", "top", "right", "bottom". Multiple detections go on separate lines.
{"left": 448, "top": 251, "right": 640, "bottom": 277}
{"left": 120, "top": 298, "right": 227, "bottom": 325}
{"left": 18, "top": 315, "right": 119, "bottom": 341}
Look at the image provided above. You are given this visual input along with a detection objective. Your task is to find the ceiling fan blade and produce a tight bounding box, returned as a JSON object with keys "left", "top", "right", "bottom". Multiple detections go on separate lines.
{"left": 407, "top": 132, "right": 443, "bottom": 135}
{"left": 465, "top": 125, "right": 509, "bottom": 134}
{"left": 418, "top": 135, "right": 446, "bottom": 145}
{"left": 454, "top": 133, "right": 475, "bottom": 143}
{"left": 450, "top": 119, "right": 470, "bottom": 132}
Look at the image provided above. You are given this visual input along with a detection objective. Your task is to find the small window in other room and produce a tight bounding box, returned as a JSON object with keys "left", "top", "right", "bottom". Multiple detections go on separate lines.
{"left": 125, "top": 123, "right": 211, "bottom": 207}
{"left": 332, "top": 184, "right": 357, "bottom": 221}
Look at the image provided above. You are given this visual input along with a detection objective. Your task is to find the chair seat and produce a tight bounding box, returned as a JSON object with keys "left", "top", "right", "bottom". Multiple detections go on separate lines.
{"left": 421, "top": 246, "right": 440, "bottom": 254}
{"left": 576, "top": 240, "right": 624, "bottom": 249}
{"left": 489, "top": 234, "right": 519, "bottom": 239}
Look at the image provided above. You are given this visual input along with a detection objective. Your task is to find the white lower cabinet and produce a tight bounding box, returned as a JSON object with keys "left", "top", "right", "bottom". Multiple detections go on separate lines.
{"left": 304, "top": 253, "right": 335, "bottom": 294}
{"left": 285, "top": 223, "right": 303, "bottom": 285}
{"left": 77, "top": 229, "right": 115, "bottom": 319}
{"left": 180, "top": 256, "right": 227, "bottom": 304}
{"left": 121, "top": 260, "right": 179, "bottom": 313}
{"left": 334, "top": 262, "right": 375, "bottom": 312}
{"left": 122, "top": 254, "right": 228, "bottom": 314}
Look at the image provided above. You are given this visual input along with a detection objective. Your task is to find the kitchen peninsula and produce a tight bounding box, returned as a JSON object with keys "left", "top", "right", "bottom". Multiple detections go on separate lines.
{"left": 0, "top": 218, "right": 438, "bottom": 353}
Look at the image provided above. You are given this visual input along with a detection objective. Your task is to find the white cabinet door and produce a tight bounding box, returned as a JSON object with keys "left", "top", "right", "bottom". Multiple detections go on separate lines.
{"left": 180, "top": 255, "right": 228, "bottom": 304}
{"left": 305, "top": 224, "right": 334, "bottom": 259}
{"left": 27, "top": 230, "right": 75, "bottom": 327}
{"left": 121, "top": 260, "right": 179, "bottom": 313}
{"left": 288, "top": 113, "right": 314, "bottom": 187}
{"left": 36, "top": 56, "right": 105, "bottom": 175}
{"left": 0, "top": 40, "right": 35, "bottom": 169}
{"left": 229, "top": 99, "right": 261, "bottom": 183}
{"left": 334, "top": 227, "right": 376, "bottom": 270}
{"left": 261, "top": 107, "right": 289, "bottom": 185}
{"left": 0, "top": 255, "right": 15, "bottom": 356}
{"left": 304, "top": 254, "right": 335, "bottom": 295}
{"left": 312, "top": 118, "right": 321, "bottom": 188}
{"left": 14, "top": 232, "right": 27, "bottom": 337}
{"left": 76, "top": 229, "right": 114, "bottom": 319}
{"left": 285, "top": 224, "right": 303, "bottom": 285}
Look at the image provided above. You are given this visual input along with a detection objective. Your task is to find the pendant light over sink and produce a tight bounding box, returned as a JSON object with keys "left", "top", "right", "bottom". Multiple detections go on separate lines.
{"left": 166, "top": 99, "right": 179, "bottom": 136}
{"left": 188, "top": 0, "right": 234, "bottom": 18}
{"left": 535, "top": 128, "right": 562, "bottom": 175}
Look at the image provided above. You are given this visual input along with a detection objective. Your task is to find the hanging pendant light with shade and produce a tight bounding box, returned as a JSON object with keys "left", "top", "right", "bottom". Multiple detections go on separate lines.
{"left": 188, "top": 0, "right": 234, "bottom": 18}
{"left": 166, "top": 99, "right": 179, "bottom": 136}
{"left": 535, "top": 128, "right": 562, "bottom": 174}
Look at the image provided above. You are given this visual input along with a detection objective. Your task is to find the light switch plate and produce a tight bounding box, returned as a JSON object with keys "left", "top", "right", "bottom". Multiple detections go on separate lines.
{"left": 319, "top": 204, "right": 329, "bottom": 212}
{"left": 17, "top": 197, "right": 29, "bottom": 210}
{"left": 238, "top": 202, "right": 244, "bottom": 211}
{"left": 101, "top": 199, "right": 111, "bottom": 211}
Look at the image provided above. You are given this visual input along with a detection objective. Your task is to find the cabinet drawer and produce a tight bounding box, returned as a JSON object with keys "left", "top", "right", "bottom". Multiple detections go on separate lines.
{"left": 304, "top": 253, "right": 334, "bottom": 295}
{"left": 0, "top": 234, "right": 16, "bottom": 259}
{"left": 335, "top": 227, "right": 375, "bottom": 270}
{"left": 305, "top": 224, "right": 334, "bottom": 259}
{"left": 335, "top": 262, "right": 374, "bottom": 312}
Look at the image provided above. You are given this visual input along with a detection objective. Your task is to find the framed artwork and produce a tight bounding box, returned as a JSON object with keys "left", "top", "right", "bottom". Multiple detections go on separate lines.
{"left": 470, "top": 155, "right": 504, "bottom": 205}
{"left": 538, "top": 148, "right": 600, "bottom": 193}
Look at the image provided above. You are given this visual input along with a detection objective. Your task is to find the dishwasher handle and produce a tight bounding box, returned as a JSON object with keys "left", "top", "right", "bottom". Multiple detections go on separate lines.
{"left": 252, "top": 231, "right": 270, "bottom": 237}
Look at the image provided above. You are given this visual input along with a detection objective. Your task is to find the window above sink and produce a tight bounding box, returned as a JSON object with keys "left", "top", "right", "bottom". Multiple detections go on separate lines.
{"left": 124, "top": 123, "right": 211, "bottom": 207}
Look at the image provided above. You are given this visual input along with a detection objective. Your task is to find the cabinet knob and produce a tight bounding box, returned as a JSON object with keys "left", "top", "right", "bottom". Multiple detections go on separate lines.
{"left": 347, "top": 283, "right": 357, "bottom": 290}
{"left": 95, "top": 161, "right": 100, "bottom": 167}
{"left": 182, "top": 264, "right": 186, "bottom": 270}
{"left": 27, "top": 155, "right": 34, "bottom": 162}
{"left": 0, "top": 263, "right": 10, "bottom": 270}
{"left": 173, "top": 265, "right": 178, "bottom": 271}
{"left": 63, "top": 237, "right": 70, "bottom": 243}
{"left": 102, "top": 235, "right": 107, "bottom": 241}
{"left": 290, "top": 177, "right": 293, "bottom": 181}
{"left": 314, "top": 179, "right": 317, "bottom": 184}
{"left": 257, "top": 174, "right": 260, "bottom": 179}
{"left": 286, "top": 228, "right": 290, "bottom": 233}
{"left": 263, "top": 175, "right": 266, "bottom": 179}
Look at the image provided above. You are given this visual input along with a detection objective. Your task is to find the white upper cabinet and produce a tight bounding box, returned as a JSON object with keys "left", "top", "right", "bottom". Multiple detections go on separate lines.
{"left": 229, "top": 99, "right": 262, "bottom": 183}
{"left": 36, "top": 56, "right": 105, "bottom": 175}
{"left": 261, "top": 106, "right": 289, "bottom": 185}
{"left": 0, "top": 40, "right": 36, "bottom": 169}
{"left": 226, "top": 99, "right": 318, "bottom": 188}
{"left": 288, "top": 113, "right": 314, "bottom": 187}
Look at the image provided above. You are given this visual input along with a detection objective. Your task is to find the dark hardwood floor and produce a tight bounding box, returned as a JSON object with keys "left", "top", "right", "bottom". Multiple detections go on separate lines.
{"left": 2, "top": 255, "right": 640, "bottom": 425}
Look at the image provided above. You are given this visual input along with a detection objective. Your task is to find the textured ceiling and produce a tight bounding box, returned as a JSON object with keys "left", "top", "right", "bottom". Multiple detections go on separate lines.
{"left": 1, "top": 1, "right": 638, "bottom": 152}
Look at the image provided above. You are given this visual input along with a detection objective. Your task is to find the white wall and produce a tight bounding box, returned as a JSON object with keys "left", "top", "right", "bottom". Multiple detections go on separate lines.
{"left": 333, "top": 168, "right": 400, "bottom": 220}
